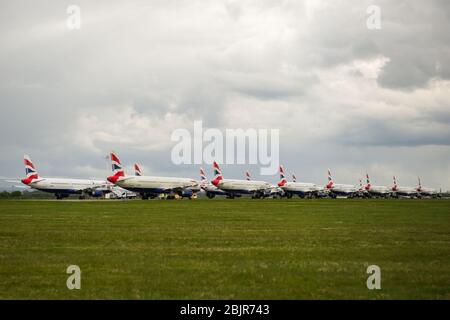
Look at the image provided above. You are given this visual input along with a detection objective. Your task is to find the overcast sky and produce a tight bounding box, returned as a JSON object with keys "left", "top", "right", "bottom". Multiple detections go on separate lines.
{"left": 1, "top": 0, "right": 449, "bottom": 190}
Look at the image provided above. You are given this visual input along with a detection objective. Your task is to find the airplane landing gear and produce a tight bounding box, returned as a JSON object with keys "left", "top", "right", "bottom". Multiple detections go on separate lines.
{"left": 252, "top": 191, "right": 265, "bottom": 199}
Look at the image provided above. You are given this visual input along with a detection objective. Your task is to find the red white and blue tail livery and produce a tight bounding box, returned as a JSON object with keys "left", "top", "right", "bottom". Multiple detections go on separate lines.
{"left": 278, "top": 165, "right": 288, "bottom": 187}
{"left": 108, "top": 152, "right": 125, "bottom": 183}
{"left": 21, "top": 155, "right": 40, "bottom": 185}
{"left": 326, "top": 169, "right": 334, "bottom": 189}
{"left": 200, "top": 167, "right": 208, "bottom": 186}
{"left": 199, "top": 167, "right": 226, "bottom": 198}
{"left": 134, "top": 163, "right": 143, "bottom": 176}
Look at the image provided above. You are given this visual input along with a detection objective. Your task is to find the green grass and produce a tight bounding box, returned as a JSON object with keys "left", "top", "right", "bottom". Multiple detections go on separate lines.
{"left": 0, "top": 199, "right": 449, "bottom": 299}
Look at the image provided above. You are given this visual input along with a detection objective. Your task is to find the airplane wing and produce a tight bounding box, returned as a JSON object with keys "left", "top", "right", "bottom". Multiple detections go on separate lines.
{"left": 13, "top": 185, "right": 29, "bottom": 189}
{"left": 0, "top": 177, "right": 24, "bottom": 184}
{"left": 0, "top": 178, "right": 33, "bottom": 188}
{"left": 0, "top": 178, "right": 32, "bottom": 190}
{"left": 5, "top": 180, "right": 22, "bottom": 184}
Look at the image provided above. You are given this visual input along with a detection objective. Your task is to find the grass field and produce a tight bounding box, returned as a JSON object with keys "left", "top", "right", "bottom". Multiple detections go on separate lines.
{"left": 0, "top": 199, "right": 449, "bottom": 299}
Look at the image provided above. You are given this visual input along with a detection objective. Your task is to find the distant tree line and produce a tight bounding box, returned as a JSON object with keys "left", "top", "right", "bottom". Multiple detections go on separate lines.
{"left": 442, "top": 191, "right": 450, "bottom": 198}
{"left": 0, "top": 190, "right": 54, "bottom": 199}
{"left": 0, "top": 191, "right": 23, "bottom": 199}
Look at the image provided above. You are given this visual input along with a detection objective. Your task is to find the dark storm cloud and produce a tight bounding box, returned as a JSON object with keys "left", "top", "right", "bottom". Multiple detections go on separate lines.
{"left": 336, "top": 118, "right": 450, "bottom": 147}
{"left": 373, "top": 0, "right": 450, "bottom": 89}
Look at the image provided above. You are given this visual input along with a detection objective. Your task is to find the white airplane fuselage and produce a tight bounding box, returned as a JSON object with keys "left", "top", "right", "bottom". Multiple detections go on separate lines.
{"left": 418, "top": 187, "right": 438, "bottom": 197}
{"left": 26, "top": 178, "right": 107, "bottom": 195}
{"left": 392, "top": 186, "right": 418, "bottom": 197}
{"left": 111, "top": 175, "right": 199, "bottom": 195}
{"left": 202, "top": 183, "right": 225, "bottom": 193}
{"left": 214, "top": 179, "right": 271, "bottom": 196}
{"left": 328, "top": 183, "right": 357, "bottom": 197}
{"left": 280, "top": 182, "right": 319, "bottom": 196}
{"left": 366, "top": 185, "right": 391, "bottom": 196}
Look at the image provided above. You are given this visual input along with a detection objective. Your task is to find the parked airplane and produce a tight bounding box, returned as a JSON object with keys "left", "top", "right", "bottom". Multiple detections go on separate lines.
{"left": 133, "top": 162, "right": 199, "bottom": 198}
{"left": 107, "top": 152, "right": 199, "bottom": 199}
{"left": 247, "top": 170, "right": 284, "bottom": 198}
{"left": 20, "top": 155, "right": 109, "bottom": 199}
{"left": 278, "top": 166, "right": 320, "bottom": 198}
{"left": 364, "top": 173, "right": 391, "bottom": 198}
{"left": 211, "top": 162, "right": 271, "bottom": 199}
{"left": 391, "top": 176, "right": 419, "bottom": 198}
{"left": 416, "top": 178, "right": 439, "bottom": 198}
{"left": 325, "top": 169, "right": 357, "bottom": 198}
{"left": 199, "top": 167, "right": 226, "bottom": 199}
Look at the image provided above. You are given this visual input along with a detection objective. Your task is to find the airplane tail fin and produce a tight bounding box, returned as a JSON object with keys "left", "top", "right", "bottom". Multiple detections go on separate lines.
{"left": 278, "top": 165, "right": 287, "bottom": 187}
{"left": 134, "top": 163, "right": 142, "bottom": 176}
{"left": 326, "top": 169, "right": 334, "bottom": 189}
{"left": 392, "top": 176, "right": 398, "bottom": 191}
{"left": 211, "top": 161, "right": 223, "bottom": 186}
{"left": 107, "top": 152, "right": 125, "bottom": 183}
{"left": 200, "top": 167, "right": 208, "bottom": 181}
{"left": 417, "top": 177, "right": 422, "bottom": 192}
{"left": 200, "top": 167, "right": 208, "bottom": 187}
{"left": 365, "top": 173, "right": 371, "bottom": 190}
{"left": 21, "top": 155, "right": 39, "bottom": 185}
{"left": 292, "top": 174, "right": 297, "bottom": 183}
{"left": 246, "top": 171, "right": 251, "bottom": 181}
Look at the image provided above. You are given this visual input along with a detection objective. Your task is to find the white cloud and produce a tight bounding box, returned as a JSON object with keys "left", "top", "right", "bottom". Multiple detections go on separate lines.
{"left": 73, "top": 106, "right": 190, "bottom": 152}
